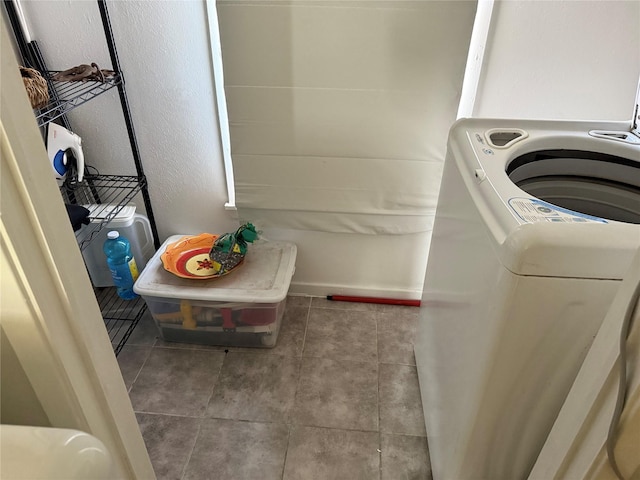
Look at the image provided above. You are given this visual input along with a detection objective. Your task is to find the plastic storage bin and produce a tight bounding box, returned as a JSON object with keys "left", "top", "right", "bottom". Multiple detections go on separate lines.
{"left": 77, "top": 204, "right": 155, "bottom": 287}
{"left": 133, "top": 235, "right": 296, "bottom": 348}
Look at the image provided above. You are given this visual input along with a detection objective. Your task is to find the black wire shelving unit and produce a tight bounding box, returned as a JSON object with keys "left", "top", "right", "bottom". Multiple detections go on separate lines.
{"left": 60, "top": 174, "right": 146, "bottom": 251}
{"left": 35, "top": 72, "right": 122, "bottom": 127}
{"left": 5, "top": 0, "right": 162, "bottom": 356}
{"left": 97, "top": 287, "right": 148, "bottom": 356}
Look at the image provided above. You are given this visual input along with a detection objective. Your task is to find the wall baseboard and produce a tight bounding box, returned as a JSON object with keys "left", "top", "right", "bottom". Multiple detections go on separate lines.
{"left": 288, "top": 281, "right": 422, "bottom": 302}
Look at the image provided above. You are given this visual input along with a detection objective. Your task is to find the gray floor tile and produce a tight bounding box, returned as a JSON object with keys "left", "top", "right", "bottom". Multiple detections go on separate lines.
{"left": 304, "top": 308, "right": 377, "bottom": 363}
{"left": 127, "top": 295, "right": 434, "bottom": 479}
{"left": 129, "top": 347, "right": 225, "bottom": 416}
{"left": 154, "top": 337, "right": 229, "bottom": 351}
{"left": 136, "top": 413, "right": 201, "bottom": 480}
{"left": 206, "top": 352, "right": 301, "bottom": 423}
{"left": 117, "top": 345, "right": 151, "bottom": 391}
{"left": 283, "top": 425, "right": 380, "bottom": 480}
{"left": 379, "top": 364, "right": 427, "bottom": 436}
{"left": 377, "top": 309, "right": 419, "bottom": 365}
{"left": 291, "top": 357, "right": 378, "bottom": 431}
{"left": 183, "top": 418, "right": 289, "bottom": 480}
{"left": 269, "top": 304, "right": 308, "bottom": 356}
{"left": 286, "top": 295, "right": 312, "bottom": 308}
{"left": 311, "top": 297, "right": 379, "bottom": 311}
{"left": 373, "top": 303, "right": 421, "bottom": 314}
{"left": 381, "top": 433, "right": 432, "bottom": 480}
{"left": 126, "top": 311, "right": 160, "bottom": 346}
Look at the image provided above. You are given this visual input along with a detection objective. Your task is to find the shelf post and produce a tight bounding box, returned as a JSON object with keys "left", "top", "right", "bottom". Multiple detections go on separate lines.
{"left": 96, "top": 0, "right": 161, "bottom": 249}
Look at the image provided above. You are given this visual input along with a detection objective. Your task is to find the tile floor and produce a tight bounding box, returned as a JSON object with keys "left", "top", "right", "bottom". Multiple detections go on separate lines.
{"left": 117, "top": 296, "right": 432, "bottom": 480}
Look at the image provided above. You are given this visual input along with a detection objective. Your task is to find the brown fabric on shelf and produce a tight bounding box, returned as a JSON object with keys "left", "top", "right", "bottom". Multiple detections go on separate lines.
{"left": 52, "top": 63, "right": 115, "bottom": 83}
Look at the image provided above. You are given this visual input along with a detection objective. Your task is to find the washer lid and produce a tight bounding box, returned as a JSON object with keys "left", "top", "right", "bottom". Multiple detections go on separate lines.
{"left": 632, "top": 77, "right": 640, "bottom": 137}
{"left": 587, "top": 78, "right": 640, "bottom": 144}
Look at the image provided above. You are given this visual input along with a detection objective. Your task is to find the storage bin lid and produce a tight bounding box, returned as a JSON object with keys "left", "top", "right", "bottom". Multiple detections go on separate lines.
{"left": 84, "top": 204, "right": 136, "bottom": 225}
{"left": 134, "top": 235, "right": 296, "bottom": 303}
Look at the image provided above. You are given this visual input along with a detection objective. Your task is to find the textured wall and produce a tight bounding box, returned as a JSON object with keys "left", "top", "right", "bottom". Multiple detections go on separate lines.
{"left": 14, "top": 0, "right": 639, "bottom": 299}
{"left": 474, "top": 0, "right": 640, "bottom": 120}
{"left": 18, "top": 0, "right": 475, "bottom": 299}
{"left": 19, "top": 0, "right": 239, "bottom": 239}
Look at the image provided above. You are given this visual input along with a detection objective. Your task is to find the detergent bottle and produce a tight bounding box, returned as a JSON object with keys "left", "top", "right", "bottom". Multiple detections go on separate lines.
{"left": 104, "top": 231, "right": 139, "bottom": 299}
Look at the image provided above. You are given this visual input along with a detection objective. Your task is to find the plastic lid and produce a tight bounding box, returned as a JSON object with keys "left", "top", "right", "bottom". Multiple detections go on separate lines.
{"left": 107, "top": 231, "right": 120, "bottom": 239}
{"left": 133, "top": 235, "right": 297, "bottom": 303}
{"left": 83, "top": 204, "right": 137, "bottom": 222}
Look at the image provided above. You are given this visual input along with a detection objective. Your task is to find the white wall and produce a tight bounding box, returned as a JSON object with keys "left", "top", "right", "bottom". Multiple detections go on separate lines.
{"left": 11, "top": 0, "right": 640, "bottom": 300}
{"left": 15, "top": 0, "right": 475, "bottom": 300}
{"left": 474, "top": 0, "right": 640, "bottom": 121}
{"left": 17, "top": 0, "right": 239, "bottom": 238}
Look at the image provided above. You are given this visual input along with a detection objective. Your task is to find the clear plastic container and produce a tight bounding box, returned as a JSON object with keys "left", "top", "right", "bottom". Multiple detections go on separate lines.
{"left": 133, "top": 236, "right": 297, "bottom": 347}
{"left": 78, "top": 205, "right": 154, "bottom": 287}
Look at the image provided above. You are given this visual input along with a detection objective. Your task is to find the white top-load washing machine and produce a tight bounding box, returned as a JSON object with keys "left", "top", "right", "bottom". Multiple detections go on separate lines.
{"left": 415, "top": 91, "right": 640, "bottom": 479}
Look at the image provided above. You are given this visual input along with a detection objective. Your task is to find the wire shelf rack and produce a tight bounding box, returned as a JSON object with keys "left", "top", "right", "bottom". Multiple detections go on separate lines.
{"left": 96, "top": 287, "right": 147, "bottom": 356}
{"left": 35, "top": 71, "right": 122, "bottom": 127}
{"left": 6, "top": 0, "right": 161, "bottom": 357}
{"left": 60, "top": 174, "right": 145, "bottom": 251}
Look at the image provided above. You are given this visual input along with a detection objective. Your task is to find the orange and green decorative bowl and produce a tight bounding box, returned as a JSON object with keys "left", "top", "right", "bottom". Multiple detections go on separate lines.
{"left": 160, "top": 233, "right": 244, "bottom": 280}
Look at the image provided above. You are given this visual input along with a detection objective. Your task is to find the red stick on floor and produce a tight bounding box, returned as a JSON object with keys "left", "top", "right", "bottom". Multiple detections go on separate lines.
{"left": 326, "top": 295, "right": 420, "bottom": 307}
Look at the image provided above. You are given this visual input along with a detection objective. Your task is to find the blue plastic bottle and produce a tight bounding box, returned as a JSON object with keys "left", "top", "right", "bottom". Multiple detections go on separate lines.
{"left": 103, "top": 230, "right": 139, "bottom": 300}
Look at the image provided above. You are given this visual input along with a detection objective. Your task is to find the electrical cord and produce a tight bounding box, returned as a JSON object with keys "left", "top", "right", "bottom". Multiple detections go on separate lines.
{"left": 60, "top": 149, "right": 80, "bottom": 189}
{"left": 61, "top": 163, "right": 99, "bottom": 191}
{"left": 606, "top": 270, "right": 640, "bottom": 480}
